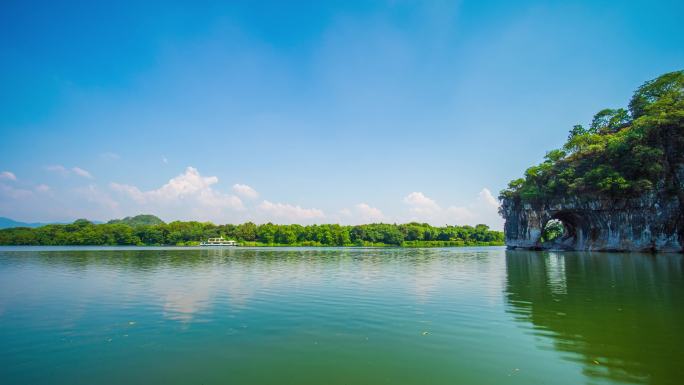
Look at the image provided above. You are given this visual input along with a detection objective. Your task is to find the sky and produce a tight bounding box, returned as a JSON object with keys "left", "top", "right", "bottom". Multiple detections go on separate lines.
{"left": 0, "top": 0, "right": 682, "bottom": 229}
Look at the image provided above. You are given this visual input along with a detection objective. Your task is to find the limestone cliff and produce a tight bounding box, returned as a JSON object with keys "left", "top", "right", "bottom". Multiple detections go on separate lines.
{"left": 500, "top": 131, "right": 684, "bottom": 252}
{"left": 501, "top": 158, "right": 684, "bottom": 252}
{"left": 500, "top": 192, "right": 682, "bottom": 252}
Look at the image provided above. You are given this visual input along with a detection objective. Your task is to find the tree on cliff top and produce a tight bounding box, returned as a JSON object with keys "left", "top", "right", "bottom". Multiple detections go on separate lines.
{"left": 500, "top": 70, "right": 684, "bottom": 203}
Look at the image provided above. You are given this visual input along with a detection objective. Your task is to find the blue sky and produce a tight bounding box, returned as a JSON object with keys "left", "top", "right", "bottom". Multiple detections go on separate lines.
{"left": 1, "top": 0, "right": 682, "bottom": 228}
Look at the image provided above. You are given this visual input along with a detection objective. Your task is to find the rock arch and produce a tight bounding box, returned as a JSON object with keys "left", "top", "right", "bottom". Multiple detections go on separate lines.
{"left": 499, "top": 195, "right": 683, "bottom": 252}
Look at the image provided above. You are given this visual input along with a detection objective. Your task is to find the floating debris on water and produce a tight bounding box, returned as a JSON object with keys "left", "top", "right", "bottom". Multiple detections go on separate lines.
{"left": 507, "top": 368, "right": 520, "bottom": 377}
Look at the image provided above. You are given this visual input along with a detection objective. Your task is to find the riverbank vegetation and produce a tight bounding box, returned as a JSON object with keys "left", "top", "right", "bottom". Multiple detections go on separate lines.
{"left": 0, "top": 215, "right": 503, "bottom": 247}
{"left": 500, "top": 70, "right": 684, "bottom": 203}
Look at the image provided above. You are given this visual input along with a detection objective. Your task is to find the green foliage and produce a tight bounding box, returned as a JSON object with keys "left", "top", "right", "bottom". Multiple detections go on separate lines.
{"left": 107, "top": 214, "right": 165, "bottom": 226}
{"left": 501, "top": 70, "right": 684, "bottom": 203}
{"left": 540, "top": 220, "right": 565, "bottom": 243}
{"left": 590, "top": 108, "right": 630, "bottom": 133}
{"left": 0, "top": 219, "right": 503, "bottom": 247}
{"left": 629, "top": 70, "right": 684, "bottom": 119}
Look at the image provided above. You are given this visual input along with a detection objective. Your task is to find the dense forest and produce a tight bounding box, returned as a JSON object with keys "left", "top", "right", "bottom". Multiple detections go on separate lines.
{"left": 500, "top": 70, "right": 684, "bottom": 203}
{"left": 0, "top": 215, "right": 504, "bottom": 247}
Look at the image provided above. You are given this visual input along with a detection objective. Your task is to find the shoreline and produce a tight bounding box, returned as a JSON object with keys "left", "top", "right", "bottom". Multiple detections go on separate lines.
{"left": 0, "top": 243, "right": 505, "bottom": 249}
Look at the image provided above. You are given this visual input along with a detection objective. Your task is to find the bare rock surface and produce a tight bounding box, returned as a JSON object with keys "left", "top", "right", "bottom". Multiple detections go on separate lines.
{"left": 500, "top": 192, "right": 683, "bottom": 252}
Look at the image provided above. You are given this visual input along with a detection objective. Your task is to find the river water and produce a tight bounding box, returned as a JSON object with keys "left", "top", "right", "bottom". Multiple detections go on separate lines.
{"left": 0, "top": 246, "right": 682, "bottom": 385}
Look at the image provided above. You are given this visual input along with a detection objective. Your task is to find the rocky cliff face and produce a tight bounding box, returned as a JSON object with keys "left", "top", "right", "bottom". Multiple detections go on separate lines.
{"left": 500, "top": 189, "right": 683, "bottom": 252}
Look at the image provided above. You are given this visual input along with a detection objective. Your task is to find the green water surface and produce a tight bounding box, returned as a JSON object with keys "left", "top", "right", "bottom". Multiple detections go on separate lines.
{"left": 0, "top": 247, "right": 682, "bottom": 385}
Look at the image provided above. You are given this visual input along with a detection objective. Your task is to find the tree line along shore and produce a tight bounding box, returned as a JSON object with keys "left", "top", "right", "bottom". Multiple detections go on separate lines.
{"left": 0, "top": 215, "right": 503, "bottom": 247}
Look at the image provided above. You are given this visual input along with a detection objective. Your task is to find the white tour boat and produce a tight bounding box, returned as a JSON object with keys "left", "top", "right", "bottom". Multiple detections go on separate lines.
{"left": 200, "top": 237, "right": 238, "bottom": 247}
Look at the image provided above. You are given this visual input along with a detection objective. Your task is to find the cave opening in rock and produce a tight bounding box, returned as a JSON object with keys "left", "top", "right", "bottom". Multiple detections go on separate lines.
{"left": 541, "top": 219, "right": 566, "bottom": 243}
{"left": 540, "top": 212, "right": 580, "bottom": 249}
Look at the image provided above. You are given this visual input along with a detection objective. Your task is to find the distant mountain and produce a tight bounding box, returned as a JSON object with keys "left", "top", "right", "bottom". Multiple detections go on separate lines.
{"left": 0, "top": 217, "right": 53, "bottom": 229}
{"left": 0, "top": 217, "right": 106, "bottom": 229}
{"left": 107, "top": 214, "right": 165, "bottom": 226}
{"left": 0, "top": 215, "right": 162, "bottom": 229}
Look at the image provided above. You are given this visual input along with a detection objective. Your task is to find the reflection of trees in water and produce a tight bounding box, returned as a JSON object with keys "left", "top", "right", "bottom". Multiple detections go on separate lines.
{"left": 504, "top": 251, "right": 684, "bottom": 385}
{"left": 25, "top": 247, "right": 496, "bottom": 271}
{"left": 18, "top": 247, "right": 499, "bottom": 321}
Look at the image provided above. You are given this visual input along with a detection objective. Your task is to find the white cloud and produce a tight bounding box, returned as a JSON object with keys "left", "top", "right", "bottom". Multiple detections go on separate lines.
{"left": 471, "top": 187, "right": 502, "bottom": 229}
{"left": 100, "top": 152, "right": 120, "bottom": 160}
{"left": 0, "top": 181, "right": 121, "bottom": 223}
{"left": 257, "top": 200, "right": 324, "bottom": 222}
{"left": 478, "top": 188, "right": 499, "bottom": 209}
{"left": 402, "top": 190, "right": 502, "bottom": 228}
{"left": 46, "top": 165, "right": 93, "bottom": 178}
{"left": 162, "top": 156, "right": 168, "bottom": 164}
{"left": 111, "top": 167, "right": 242, "bottom": 207}
{"left": 354, "top": 203, "right": 384, "bottom": 222}
{"left": 232, "top": 183, "right": 259, "bottom": 199}
{"left": 0, "top": 183, "right": 33, "bottom": 199}
{"left": 110, "top": 183, "right": 145, "bottom": 202}
{"left": 443, "top": 206, "right": 475, "bottom": 222}
{"left": 76, "top": 184, "right": 118, "bottom": 210}
{"left": 403, "top": 192, "right": 441, "bottom": 215}
{"left": 111, "top": 167, "right": 244, "bottom": 221}
{"left": 336, "top": 203, "right": 385, "bottom": 224}
{"left": 46, "top": 165, "right": 69, "bottom": 176}
{"left": 72, "top": 167, "right": 93, "bottom": 179}
{"left": 0, "top": 171, "right": 16, "bottom": 181}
